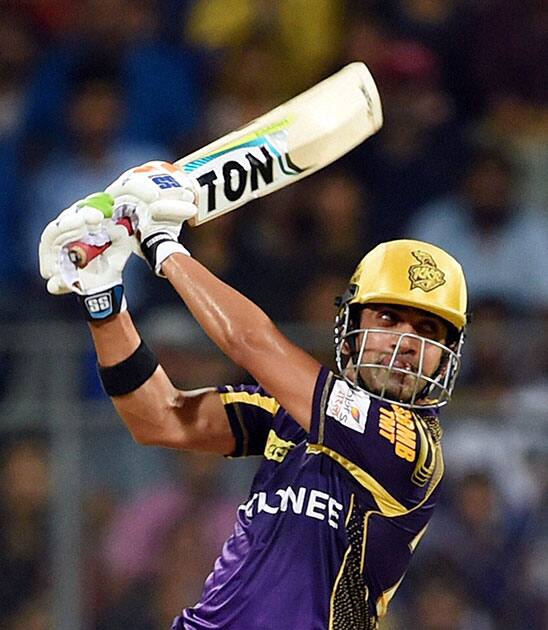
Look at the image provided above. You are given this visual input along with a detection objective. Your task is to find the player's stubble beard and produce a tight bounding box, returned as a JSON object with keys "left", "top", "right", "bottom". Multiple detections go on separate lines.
{"left": 345, "top": 348, "right": 432, "bottom": 403}
{"left": 358, "top": 359, "right": 426, "bottom": 403}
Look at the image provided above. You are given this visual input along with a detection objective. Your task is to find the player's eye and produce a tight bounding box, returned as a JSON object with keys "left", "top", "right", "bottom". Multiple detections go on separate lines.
{"left": 377, "top": 309, "right": 398, "bottom": 325}
{"left": 418, "top": 319, "right": 444, "bottom": 339}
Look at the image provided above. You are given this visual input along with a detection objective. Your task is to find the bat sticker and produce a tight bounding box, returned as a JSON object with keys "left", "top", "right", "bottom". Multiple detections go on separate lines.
{"left": 183, "top": 128, "right": 305, "bottom": 216}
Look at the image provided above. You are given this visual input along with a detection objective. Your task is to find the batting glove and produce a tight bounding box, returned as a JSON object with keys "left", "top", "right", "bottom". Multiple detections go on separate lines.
{"left": 105, "top": 161, "right": 198, "bottom": 276}
{"left": 39, "top": 193, "right": 133, "bottom": 321}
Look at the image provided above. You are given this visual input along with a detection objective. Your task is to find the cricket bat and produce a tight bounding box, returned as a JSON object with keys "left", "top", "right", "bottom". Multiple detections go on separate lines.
{"left": 68, "top": 61, "right": 383, "bottom": 267}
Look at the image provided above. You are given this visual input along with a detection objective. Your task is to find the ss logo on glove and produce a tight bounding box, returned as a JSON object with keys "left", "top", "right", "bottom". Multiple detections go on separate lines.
{"left": 84, "top": 293, "right": 113, "bottom": 315}
{"left": 150, "top": 175, "right": 182, "bottom": 190}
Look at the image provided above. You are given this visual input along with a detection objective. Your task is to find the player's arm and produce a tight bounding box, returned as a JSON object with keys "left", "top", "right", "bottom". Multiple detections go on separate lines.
{"left": 88, "top": 311, "right": 234, "bottom": 453}
{"left": 38, "top": 192, "right": 235, "bottom": 454}
{"left": 106, "top": 162, "right": 322, "bottom": 431}
{"left": 162, "top": 254, "right": 321, "bottom": 431}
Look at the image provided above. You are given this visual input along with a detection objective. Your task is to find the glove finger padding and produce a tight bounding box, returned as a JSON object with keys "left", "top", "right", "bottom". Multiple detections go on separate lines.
{"left": 102, "top": 221, "right": 135, "bottom": 277}
{"left": 105, "top": 220, "right": 132, "bottom": 246}
{"left": 148, "top": 199, "right": 197, "bottom": 224}
{"left": 39, "top": 207, "right": 105, "bottom": 285}
{"left": 46, "top": 274, "right": 71, "bottom": 296}
{"left": 106, "top": 174, "right": 160, "bottom": 205}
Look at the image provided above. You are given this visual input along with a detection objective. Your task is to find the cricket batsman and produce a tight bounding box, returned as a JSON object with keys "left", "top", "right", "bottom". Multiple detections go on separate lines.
{"left": 39, "top": 162, "right": 468, "bottom": 629}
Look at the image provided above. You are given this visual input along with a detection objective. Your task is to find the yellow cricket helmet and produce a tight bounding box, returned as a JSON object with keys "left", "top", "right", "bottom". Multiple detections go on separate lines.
{"left": 344, "top": 239, "right": 467, "bottom": 330}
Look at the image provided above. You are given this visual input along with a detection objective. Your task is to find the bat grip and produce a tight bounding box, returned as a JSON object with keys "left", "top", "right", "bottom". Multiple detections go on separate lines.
{"left": 66, "top": 217, "right": 134, "bottom": 268}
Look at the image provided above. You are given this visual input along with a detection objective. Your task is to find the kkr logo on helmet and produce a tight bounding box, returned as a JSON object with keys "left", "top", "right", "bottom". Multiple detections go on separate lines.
{"left": 408, "top": 250, "right": 446, "bottom": 292}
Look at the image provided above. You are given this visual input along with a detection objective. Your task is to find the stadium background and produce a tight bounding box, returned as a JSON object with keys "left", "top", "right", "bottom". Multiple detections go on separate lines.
{"left": 0, "top": 1, "right": 546, "bottom": 628}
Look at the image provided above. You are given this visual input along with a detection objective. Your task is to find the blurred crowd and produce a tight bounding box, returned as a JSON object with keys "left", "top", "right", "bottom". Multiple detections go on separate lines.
{"left": 0, "top": 0, "right": 546, "bottom": 628}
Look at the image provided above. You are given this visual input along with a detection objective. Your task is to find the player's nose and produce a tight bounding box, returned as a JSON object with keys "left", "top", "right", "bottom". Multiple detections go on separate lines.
{"left": 391, "top": 324, "right": 420, "bottom": 354}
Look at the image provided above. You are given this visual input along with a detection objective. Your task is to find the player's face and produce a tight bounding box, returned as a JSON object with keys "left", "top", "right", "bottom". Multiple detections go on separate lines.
{"left": 351, "top": 304, "right": 449, "bottom": 403}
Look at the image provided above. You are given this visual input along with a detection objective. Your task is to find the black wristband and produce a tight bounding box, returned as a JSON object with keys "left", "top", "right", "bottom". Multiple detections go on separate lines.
{"left": 98, "top": 340, "right": 159, "bottom": 397}
{"left": 140, "top": 231, "right": 176, "bottom": 270}
{"left": 79, "top": 285, "right": 125, "bottom": 321}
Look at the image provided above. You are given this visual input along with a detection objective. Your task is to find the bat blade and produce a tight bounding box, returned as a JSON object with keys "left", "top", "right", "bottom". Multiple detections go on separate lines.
{"left": 179, "top": 61, "right": 383, "bottom": 226}
{"left": 66, "top": 62, "right": 382, "bottom": 268}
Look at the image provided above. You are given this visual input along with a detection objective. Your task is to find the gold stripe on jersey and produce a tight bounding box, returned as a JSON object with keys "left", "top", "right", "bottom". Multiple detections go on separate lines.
{"left": 344, "top": 493, "right": 356, "bottom": 527}
{"left": 411, "top": 414, "right": 436, "bottom": 487}
{"left": 376, "top": 574, "right": 405, "bottom": 619}
{"left": 220, "top": 386, "right": 250, "bottom": 456}
{"left": 408, "top": 523, "right": 429, "bottom": 552}
{"left": 424, "top": 441, "right": 444, "bottom": 497}
{"left": 220, "top": 391, "right": 280, "bottom": 415}
{"left": 317, "top": 371, "right": 334, "bottom": 445}
{"left": 360, "top": 512, "right": 371, "bottom": 572}
{"left": 307, "top": 444, "right": 407, "bottom": 516}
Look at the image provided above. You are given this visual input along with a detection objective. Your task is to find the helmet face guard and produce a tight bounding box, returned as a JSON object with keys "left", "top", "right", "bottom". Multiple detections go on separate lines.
{"left": 334, "top": 305, "right": 464, "bottom": 409}
{"left": 334, "top": 240, "right": 468, "bottom": 409}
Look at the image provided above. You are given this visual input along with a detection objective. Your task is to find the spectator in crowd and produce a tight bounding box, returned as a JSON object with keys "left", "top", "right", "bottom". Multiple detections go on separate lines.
{"left": 0, "top": 433, "right": 51, "bottom": 622}
{"left": 446, "top": 0, "right": 547, "bottom": 120}
{"left": 382, "top": 0, "right": 459, "bottom": 55}
{"left": 338, "top": 4, "right": 392, "bottom": 81}
{"left": 93, "top": 452, "right": 245, "bottom": 629}
{"left": 185, "top": 0, "right": 343, "bottom": 102}
{"left": 456, "top": 299, "right": 538, "bottom": 392}
{"left": 475, "top": 98, "right": 548, "bottom": 211}
{"left": 410, "top": 142, "right": 548, "bottom": 315}
{"left": 0, "top": 9, "right": 40, "bottom": 319}
{"left": 411, "top": 573, "right": 495, "bottom": 630}
{"left": 512, "top": 447, "right": 548, "bottom": 630}
{"left": 22, "top": 0, "right": 203, "bottom": 152}
{"left": 418, "top": 471, "right": 529, "bottom": 625}
{"left": 375, "top": 1, "right": 547, "bottom": 123}
{"left": 342, "top": 36, "right": 467, "bottom": 242}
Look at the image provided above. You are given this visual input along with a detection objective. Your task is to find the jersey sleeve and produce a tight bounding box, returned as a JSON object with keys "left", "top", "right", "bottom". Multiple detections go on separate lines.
{"left": 217, "top": 383, "right": 281, "bottom": 457}
{"left": 309, "top": 368, "right": 442, "bottom": 506}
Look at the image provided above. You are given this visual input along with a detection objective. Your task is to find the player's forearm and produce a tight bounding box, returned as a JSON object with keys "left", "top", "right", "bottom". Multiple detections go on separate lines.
{"left": 88, "top": 310, "right": 141, "bottom": 365}
{"left": 88, "top": 312, "right": 182, "bottom": 445}
{"left": 162, "top": 253, "right": 278, "bottom": 367}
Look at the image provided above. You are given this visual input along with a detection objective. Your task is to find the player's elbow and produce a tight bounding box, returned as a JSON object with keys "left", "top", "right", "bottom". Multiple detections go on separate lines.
{"left": 117, "top": 398, "right": 189, "bottom": 449}
{"left": 130, "top": 429, "right": 156, "bottom": 446}
{"left": 123, "top": 416, "right": 167, "bottom": 447}
{"left": 129, "top": 420, "right": 188, "bottom": 449}
{"left": 127, "top": 416, "right": 163, "bottom": 445}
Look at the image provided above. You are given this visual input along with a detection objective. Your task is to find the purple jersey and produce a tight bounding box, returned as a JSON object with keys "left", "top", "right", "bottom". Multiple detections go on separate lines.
{"left": 174, "top": 367, "right": 444, "bottom": 629}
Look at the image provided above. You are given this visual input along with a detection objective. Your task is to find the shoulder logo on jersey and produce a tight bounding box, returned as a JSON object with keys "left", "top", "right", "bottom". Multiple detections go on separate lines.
{"left": 408, "top": 250, "right": 446, "bottom": 292}
{"left": 264, "top": 430, "right": 296, "bottom": 463}
{"left": 378, "top": 405, "right": 417, "bottom": 462}
{"left": 327, "top": 380, "right": 370, "bottom": 433}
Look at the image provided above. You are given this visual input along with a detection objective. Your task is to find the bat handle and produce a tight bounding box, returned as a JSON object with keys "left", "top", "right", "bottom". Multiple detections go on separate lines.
{"left": 66, "top": 216, "right": 134, "bottom": 268}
